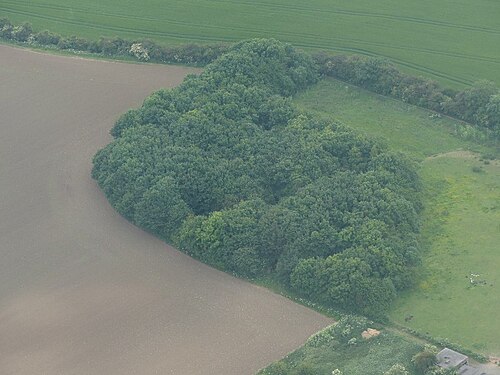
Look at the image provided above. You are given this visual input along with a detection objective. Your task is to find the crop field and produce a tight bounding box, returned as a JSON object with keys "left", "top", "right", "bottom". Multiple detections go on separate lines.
{"left": 2, "top": 0, "right": 500, "bottom": 87}
{"left": 295, "top": 78, "right": 500, "bottom": 355}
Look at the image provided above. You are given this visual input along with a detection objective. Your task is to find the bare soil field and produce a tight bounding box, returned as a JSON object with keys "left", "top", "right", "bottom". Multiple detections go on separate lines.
{"left": 0, "top": 45, "right": 331, "bottom": 375}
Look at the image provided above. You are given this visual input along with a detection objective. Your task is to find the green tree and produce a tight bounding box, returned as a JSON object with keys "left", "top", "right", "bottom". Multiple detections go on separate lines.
{"left": 412, "top": 345, "right": 438, "bottom": 375}
{"left": 134, "top": 177, "right": 191, "bottom": 240}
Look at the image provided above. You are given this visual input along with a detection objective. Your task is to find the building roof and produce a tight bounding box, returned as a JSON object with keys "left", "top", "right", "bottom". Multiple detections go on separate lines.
{"left": 437, "top": 348, "right": 469, "bottom": 369}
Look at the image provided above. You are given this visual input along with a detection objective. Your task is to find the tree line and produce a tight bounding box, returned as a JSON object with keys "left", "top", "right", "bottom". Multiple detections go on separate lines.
{"left": 0, "top": 18, "right": 228, "bottom": 66}
{"left": 91, "top": 38, "right": 422, "bottom": 317}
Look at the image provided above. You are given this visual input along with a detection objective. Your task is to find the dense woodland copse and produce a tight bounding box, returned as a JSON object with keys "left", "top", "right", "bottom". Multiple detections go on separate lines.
{"left": 91, "top": 39, "right": 422, "bottom": 316}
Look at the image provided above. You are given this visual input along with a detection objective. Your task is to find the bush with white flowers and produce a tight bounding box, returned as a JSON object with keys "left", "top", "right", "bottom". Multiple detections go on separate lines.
{"left": 129, "top": 43, "right": 150, "bottom": 61}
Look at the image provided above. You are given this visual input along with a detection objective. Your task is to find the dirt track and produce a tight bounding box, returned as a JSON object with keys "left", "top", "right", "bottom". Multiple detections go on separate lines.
{"left": 0, "top": 45, "right": 331, "bottom": 375}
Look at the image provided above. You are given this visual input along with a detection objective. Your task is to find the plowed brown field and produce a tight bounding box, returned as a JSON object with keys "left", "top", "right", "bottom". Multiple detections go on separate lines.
{"left": 0, "top": 45, "right": 331, "bottom": 375}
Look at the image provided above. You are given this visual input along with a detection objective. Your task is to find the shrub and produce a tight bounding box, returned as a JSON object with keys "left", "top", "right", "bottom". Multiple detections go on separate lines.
{"left": 98, "top": 37, "right": 130, "bottom": 56}
{"left": 34, "top": 30, "right": 61, "bottom": 45}
{"left": 57, "top": 35, "right": 90, "bottom": 51}
{"left": 11, "top": 22, "right": 33, "bottom": 42}
{"left": 307, "top": 324, "right": 338, "bottom": 348}
{"left": 0, "top": 18, "right": 13, "bottom": 39}
{"left": 412, "top": 345, "right": 438, "bottom": 375}
{"left": 129, "top": 42, "right": 150, "bottom": 61}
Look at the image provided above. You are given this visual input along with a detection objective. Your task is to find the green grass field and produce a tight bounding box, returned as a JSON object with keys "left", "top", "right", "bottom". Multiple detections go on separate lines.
{"left": 295, "top": 78, "right": 500, "bottom": 356}
{"left": 392, "top": 155, "right": 500, "bottom": 356}
{"left": 2, "top": 0, "right": 500, "bottom": 87}
{"left": 295, "top": 79, "right": 491, "bottom": 159}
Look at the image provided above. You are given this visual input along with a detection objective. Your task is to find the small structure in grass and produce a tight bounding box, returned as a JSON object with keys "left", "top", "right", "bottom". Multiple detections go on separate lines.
{"left": 437, "top": 348, "right": 488, "bottom": 375}
{"left": 437, "top": 348, "right": 468, "bottom": 369}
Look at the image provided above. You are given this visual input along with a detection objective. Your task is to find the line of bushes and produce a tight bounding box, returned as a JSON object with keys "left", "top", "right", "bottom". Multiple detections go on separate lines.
{"left": 314, "top": 53, "right": 500, "bottom": 140}
{"left": 0, "top": 18, "right": 229, "bottom": 66}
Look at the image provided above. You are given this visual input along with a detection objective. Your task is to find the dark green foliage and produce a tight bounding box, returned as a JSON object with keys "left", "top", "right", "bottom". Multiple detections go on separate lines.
{"left": 412, "top": 346, "right": 437, "bottom": 375}
{"left": 0, "top": 19, "right": 33, "bottom": 41}
{"left": 92, "top": 39, "right": 421, "bottom": 315}
{"left": 144, "top": 41, "right": 230, "bottom": 65}
{"left": 34, "top": 30, "right": 61, "bottom": 45}
{"left": 12, "top": 22, "right": 33, "bottom": 42}
{"left": 316, "top": 53, "right": 500, "bottom": 139}
{"left": 96, "top": 37, "right": 130, "bottom": 56}
{"left": 0, "top": 18, "right": 14, "bottom": 39}
{"left": 442, "top": 81, "right": 496, "bottom": 125}
{"left": 133, "top": 177, "right": 191, "bottom": 240}
{"left": 484, "top": 95, "right": 500, "bottom": 130}
{"left": 57, "top": 35, "right": 90, "bottom": 51}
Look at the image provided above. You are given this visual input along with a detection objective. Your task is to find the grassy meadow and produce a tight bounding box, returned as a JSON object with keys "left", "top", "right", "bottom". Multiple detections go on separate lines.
{"left": 392, "top": 155, "right": 500, "bottom": 355}
{"left": 2, "top": 0, "right": 500, "bottom": 87}
{"left": 295, "top": 78, "right": 500, "bottom": 355}
{"left": 295, "top": 79, "right": 490, "bottom": 159}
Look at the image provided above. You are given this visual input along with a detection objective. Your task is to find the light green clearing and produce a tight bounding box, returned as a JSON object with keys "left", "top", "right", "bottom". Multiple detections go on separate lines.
{"left": 295, "top": 79, "right": 490, "bottom": 160}
{"left": 392, "top": 156, "right": 500, "bottom": 356}
{"left": 2, "top": 0, "right": 500, "bottom": 87}
{"left": 295, "top": 78, "right": 500, "bottom": 355}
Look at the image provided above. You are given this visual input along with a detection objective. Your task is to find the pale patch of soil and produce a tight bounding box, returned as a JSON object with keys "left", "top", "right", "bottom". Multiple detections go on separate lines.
{"left": 0, "top": 44, "right": 332, "bottom": 375}
{"left": 489, "top": 356, "right": 500, "bottom": 365}
{"left": 426, "top": 150, "right": 478, "bottom": 160}
{"left": 426, "top": 149, "right": 499, "bottom": 165}
{"left": 361, "top": 328, "right": 381, "bottom": 339}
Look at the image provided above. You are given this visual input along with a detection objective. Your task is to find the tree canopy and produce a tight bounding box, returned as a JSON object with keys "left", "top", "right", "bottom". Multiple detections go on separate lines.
{"left": 92, "top": 39, "right": 421, "bottom": 316}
